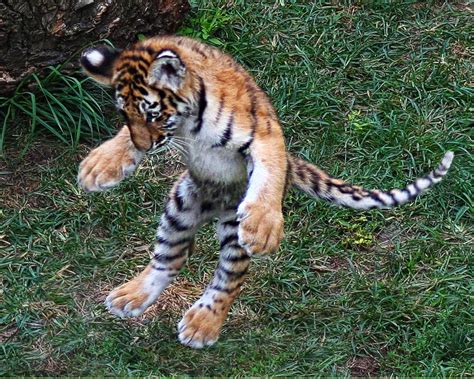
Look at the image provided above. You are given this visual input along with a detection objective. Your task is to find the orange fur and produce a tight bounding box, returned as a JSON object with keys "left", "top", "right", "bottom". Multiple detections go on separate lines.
{"left": 78, "top": 36, "right": 453, "bottom": 348}
{"left": 78, "top": 125, "right": 141, "bottom": 192}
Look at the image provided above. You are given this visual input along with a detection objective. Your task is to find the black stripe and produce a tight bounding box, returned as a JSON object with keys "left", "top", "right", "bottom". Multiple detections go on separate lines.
{"left": 165, "top": 121, "right": 176, "bottom": 130}
{"left": 134, "top": 46, "right": 157, "bottom": 56}
{"left": 191, "top": 78, "right": 207, "bottom": 134}
{"left": 151, "top": 265, "right": 167, "bottom": 271}
{"left": 127, "top": 66, "right": 138, "bottom": 75}
{"left": 247, "top": 156, "right": 254, "bottom": 180}
{"left": 265, "top": 119, "right": 272, "bottom": 135}
{"left": 134, "top": 74, "right": 146, "bottom": 85}
{"left": 217, "top": 264, "right": 248, "bottom": 279}
{"left": 163, "top": 208, "right": 190, "bottom": 231}
{"left": 210, "top": 284, "right": 241, "bottom": 294}
{"left": 223, "top": 252, "right": 250, "bottom": 262}
{"left": 402, "top": 188, "right": 412, "bottom": 200}
{"left": 310, "top": 170, "right": 321, "bottom": 194}
{"left": 422, "top": 174, "right": 434, "bottom": 184}
{"left": 137, "top": 63, "right": 149, "bottom": 74}
{"left": 215, "top": 270, "right": 225, "bottom": 282}
{"left": 215, "top": 95, "right": 225, "bottom": 124}
{"left": 114, "top": 58, "right": 150, "bottom": 71}
{"left": 201, "top": 201, "right": 214, "bottom": 213}
{"left": 226, "top": 243, "right": 244, "bottom": 250}
{"left": 115, "top": 70, "right": 129, "bottom": 83}
{"left": 212, "top": 114, "right": 233, "bottom": 148}
{"left": 433, "top": 169, "right": 443, "bottom": 179}
{"left": 191, "top": 45, "right": 208, "bottom": 58}
{"left": 220, "top": 234, "right": 239, "bottom": 248}
{"left": 388, "top": 191, "right": 399, "bottom": 206}
{"left": 369, "top": 191, "right": 386, "bottom": 205}
{"left": 154, "top": 247, "right": 188, "bottom": 262}
{"left": 238, "top": 137, "right": 253, "bottom": 156}
{"left": 174, "top": 189, "right": 185, "bottom": 212}
{"left": 166, "top": 95, "right": 178, "bottom": 109}
{"left": 330, "top": 181, "right": 354, "bottom": 194}
{"left": 115, "top": 56, "right": 150, "bottom": 71}
{"left": 155, "top": 235, "right": 191, "bottom": 247}
{"left": 222, "top": 219, "right": 239, "bottom": 227}
{"left": 351, "top": 193, "right": 363, "bottom": 201}
{"left": 247, "top": 85, "right": 258, "bottom": 132}
{"left": 136, "top": 85, "right": 149, "bottom": 96}
{"left": 413, "top": 181, "right": 421, "bottom": 193}
{"left": 238, "top": 87, "right": 257, "bottom": 156}
{"left": 155, "top": 88, "right": 167, "bottom": 99}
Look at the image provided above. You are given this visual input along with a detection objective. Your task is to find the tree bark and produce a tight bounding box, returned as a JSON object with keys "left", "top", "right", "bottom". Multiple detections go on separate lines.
{"left": 0, "top": 0, "right": 190, "bottom": 96}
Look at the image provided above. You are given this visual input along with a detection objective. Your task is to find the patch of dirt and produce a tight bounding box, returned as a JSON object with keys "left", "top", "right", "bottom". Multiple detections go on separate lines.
{"left": 227, "top": 299, "right": 260, "bottom": 328}
{"left": 78, "top": 224, "right": 111, "bottom": 241}
{"left": 73, "top": 282, "right": 110, "bottom": 320}
{"left": 376, "top": 222, "right": 413, "bottom": 250}
{"left": 311, "top": 256, "right": 348, "bottom": 273}
{"left": 145, "top": 276, "right": 206, "bottom": 318}
{"left": 0, "top": 326, "right": 19, "bottom": 343}
{"left": 451, "top": 41, "right": 470, "bottom": 59}
{"left": 328, "top": 256, "right": 348, "bottom": 270}
{"left": 451, "top": 0, "right": 472, "bottom": 12}
{"left": 30, "top": 335, "right": 68, "bottom": 375}
{"left": 0, "top": 140, "right": 61, "bottom": 208}
{"left": 347, "top": 355, "right": 380, "bottom": 377}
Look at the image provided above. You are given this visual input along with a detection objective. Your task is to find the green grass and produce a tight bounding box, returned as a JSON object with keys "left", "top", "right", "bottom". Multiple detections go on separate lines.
{"left": 1, "top": 0, "right": 473, "bottom": 376}
{"left": 0, "top": 65, "right": 116, "bottom": 154}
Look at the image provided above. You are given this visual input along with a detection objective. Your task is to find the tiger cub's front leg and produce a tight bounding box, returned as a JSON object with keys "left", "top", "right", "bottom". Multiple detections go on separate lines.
{"left": 78, "top": 125, "right": 143, "bottom": 192}
{"left": 237, "top": 129, "right": 287, "bottom": 255}
{"left": 178, "top": 209, "right": 251, "bottom": 348}
{"left": 105, "top": 173, "right": 208, "bottom": 317}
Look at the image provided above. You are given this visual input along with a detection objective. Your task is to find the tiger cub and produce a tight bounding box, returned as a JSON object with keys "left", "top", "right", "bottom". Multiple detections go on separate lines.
{"left": 78, "top": 36, "right": 453, "bottom": 348}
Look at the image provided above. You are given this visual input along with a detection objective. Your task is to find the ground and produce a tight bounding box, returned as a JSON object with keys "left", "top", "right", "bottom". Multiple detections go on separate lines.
{"left": 1, "top": 1, "right": 472, "bottom": 376}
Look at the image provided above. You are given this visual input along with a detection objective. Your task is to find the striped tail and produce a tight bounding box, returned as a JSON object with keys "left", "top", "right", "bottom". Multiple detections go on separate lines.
{"left": 288, "top": 152, "right": 454, "bottom": 210}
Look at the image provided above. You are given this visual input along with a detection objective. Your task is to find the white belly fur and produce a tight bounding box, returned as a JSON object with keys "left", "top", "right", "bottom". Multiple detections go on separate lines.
{"left": 186, "top": 143, "right": 247, "bottom": 184}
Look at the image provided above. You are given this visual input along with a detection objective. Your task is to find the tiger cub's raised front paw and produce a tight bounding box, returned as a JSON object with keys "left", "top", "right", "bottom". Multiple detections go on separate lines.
{"left": 78, "top": 126, "right": 143, "bottom": 192}
{"left": 237, "top": 201, "right": 284, "bottom": 255}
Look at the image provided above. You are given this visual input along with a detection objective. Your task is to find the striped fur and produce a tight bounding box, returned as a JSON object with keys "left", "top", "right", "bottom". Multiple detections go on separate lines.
{"left": 288, "top": 152, "right": 454, "bottom": 210}
{"left": 78, "top": 35, "right": 454, "bottom": 349}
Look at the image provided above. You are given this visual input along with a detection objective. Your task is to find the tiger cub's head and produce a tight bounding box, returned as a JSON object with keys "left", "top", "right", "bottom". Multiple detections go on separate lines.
{"left": 80, "top": 39, "right": 195, "bottom": 151}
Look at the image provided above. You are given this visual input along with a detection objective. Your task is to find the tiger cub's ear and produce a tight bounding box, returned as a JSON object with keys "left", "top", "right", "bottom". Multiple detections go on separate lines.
{"left": 80, "top": 46, "right": 121, "bottom": 85}
{"left": 148, "top": 49, "right": 186, "bottom": 92}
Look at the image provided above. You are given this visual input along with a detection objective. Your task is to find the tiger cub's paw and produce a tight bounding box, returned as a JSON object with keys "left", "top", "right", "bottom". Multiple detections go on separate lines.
{"left": 105, "top": 266, "right": 161, "bottom": 318}
{"left": 237, "top": 201, "right": 284, "bottom": 255}
{"left": 78, "top": 126, "right": 143, "bottom": 192}
{"left": 178, "top": 299, "right": 230, "bottom": 349}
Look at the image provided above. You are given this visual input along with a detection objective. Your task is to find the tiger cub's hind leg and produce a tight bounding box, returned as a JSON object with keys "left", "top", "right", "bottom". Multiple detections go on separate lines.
{"left": 105, "top": 173, "right": 209, "bottom": 318}
{"left": 178, "top": 209, "right": 251, "bottom": 348}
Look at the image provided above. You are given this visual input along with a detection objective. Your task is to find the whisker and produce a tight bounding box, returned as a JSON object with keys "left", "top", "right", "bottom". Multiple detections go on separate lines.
{"left": 169, "top": 140, "right": 188, "bottom": 157}
{"left": 172, "top": 137, "right": 192, "bottom": 149}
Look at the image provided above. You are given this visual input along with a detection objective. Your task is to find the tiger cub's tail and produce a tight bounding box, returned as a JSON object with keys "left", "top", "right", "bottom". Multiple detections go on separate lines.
{"left": 287, "top": 151, "right": 454, "bottom": 210}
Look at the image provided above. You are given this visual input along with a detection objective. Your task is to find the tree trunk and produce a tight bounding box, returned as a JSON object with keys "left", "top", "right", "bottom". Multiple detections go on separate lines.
{"left": 0, "top": 0, "right": 190, "bottom": 96}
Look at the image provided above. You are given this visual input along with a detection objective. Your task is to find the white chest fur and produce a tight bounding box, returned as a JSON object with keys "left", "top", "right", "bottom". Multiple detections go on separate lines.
{"left": 175, "top": 118, "right": 248, "bottom": 185}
